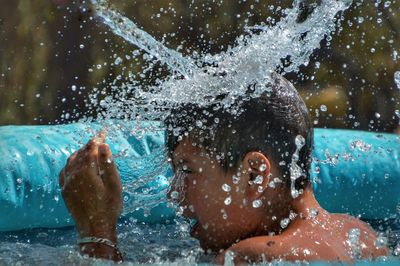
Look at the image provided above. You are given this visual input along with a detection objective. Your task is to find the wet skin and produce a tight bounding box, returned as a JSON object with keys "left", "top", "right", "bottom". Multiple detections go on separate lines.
{"left": 60, "top": 136, "right": 388, "bottom": 264}
{"left": 169, "top": 138, "right": 388, "bottom": 264}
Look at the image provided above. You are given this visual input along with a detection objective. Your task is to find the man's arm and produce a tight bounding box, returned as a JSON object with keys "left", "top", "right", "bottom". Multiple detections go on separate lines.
{"left": 59, "top": 133, "right": 123, "bottom": 262}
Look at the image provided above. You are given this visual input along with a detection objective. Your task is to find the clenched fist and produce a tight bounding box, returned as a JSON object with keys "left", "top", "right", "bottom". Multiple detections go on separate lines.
{"left": 59, "top": 132, "right": 122, "bottom": 243}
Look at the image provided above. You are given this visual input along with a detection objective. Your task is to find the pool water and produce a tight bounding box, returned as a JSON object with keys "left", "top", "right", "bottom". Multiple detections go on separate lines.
{"left": 0, "top": 218, "right": 399, "bottom": 265}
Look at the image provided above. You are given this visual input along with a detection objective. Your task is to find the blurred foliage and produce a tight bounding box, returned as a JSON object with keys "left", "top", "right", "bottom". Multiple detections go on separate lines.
{"left": 0, "top": 0, "right": 399, "bottom": 132}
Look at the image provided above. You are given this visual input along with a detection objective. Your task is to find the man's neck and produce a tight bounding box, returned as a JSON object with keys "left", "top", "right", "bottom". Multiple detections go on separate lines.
{"left": 291, "top": 185, "right": 322, "bottom": 216}
{"left": 286, "top": 185, "right": 333, "bottom": 231}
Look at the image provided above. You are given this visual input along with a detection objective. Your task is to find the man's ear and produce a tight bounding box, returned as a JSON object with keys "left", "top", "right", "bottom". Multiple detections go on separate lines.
{"left": 241, "top": 151, "right": 271, "bottom": 201}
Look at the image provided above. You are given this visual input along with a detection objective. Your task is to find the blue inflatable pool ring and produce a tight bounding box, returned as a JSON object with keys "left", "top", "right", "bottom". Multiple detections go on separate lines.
{"left": 0, "top": 123, "right": 399, "bottom": 232}
{"left": 311, "top": 128, "right": 400, "bottom": 219}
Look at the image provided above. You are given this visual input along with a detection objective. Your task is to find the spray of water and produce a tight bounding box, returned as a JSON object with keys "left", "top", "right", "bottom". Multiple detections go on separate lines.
{"left": 90, "top": 0, "right": 195, "bottom": 78}
{"left": 85, "top": 0, "right": 353, "bottom": 214}
{"left": 87, "top": 0, "right": 352, "bottom": 126}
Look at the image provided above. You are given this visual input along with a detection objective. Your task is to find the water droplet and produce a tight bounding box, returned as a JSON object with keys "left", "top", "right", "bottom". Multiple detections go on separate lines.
{"left": 221, "top": 209, "right": 228, "bottom": 219}
{"left": 350, "top": 140, "right": 372, "bottom": 152}
{"left": 314, "top": 166, "right": 320, "bottom": 174}
{"left": 268, "top": 181, "right": 275, "bottom": 188}
{"left": 170, "top": 191, "right": 179, "bottom": 200}
{"left": 79, "top": 44, "right": 85, "bottom": 49}
{"left": 393, "top": 50, "right": 398, "bottom": 61}
{"left": 375, "top": 112, "right": 381, "bottom": 119}
{"left": 252, "top": 199, "right": 262, "bottom": 208}
{"left": 374, "top": 234, "right": 387, "bottom": 248}
{"left": 114, "top": 57, "right": 123, "bottom": 65}
{"left": 35, "top": 93, "right": 41, "bottom": 98}
{"left": 395, "top": 110, "right": 400, "bottom": 119}
{"left": 289, "top": 211, "right": 297, "bottom": 220}
{"left": 280, "top": 218, "right": 290, "bottom": 229}
{"left": 291, "top": 188, "right": 299, "bottom": 198}
{"left": 195, "top": 120, "right": 203, "bottom": 127}
{"left": 188, "top": 205, "right": 195, "bottom": 212}
{"left": 295, "top": 135, "right": 305, "bottom": 148}
{"left": 394, "top": 71, "right": 400, "bottom": 89}
{"left": 254, "top": 175, "right": 264, "bottom": 184}
{"left": 320, "top": 105, "right": 327, "bottom": 112}
{"left": 224, "top": 250, "right": 235, "bottom": 265}
{"left": 394, "top": 243, "right": 400, "bottom": 256}
{"left": 71, "top": 85, "right": 77, "bottom": 91}
{"left": 123, "top": 194, "right": 130, "bottom": 202}
{"left": 16, "top": 178, "right": 23, "bottom": 184}
{"left": 222, "top": 183, "right": 231, "bottom": 192}
{"left": 310, "top": 208, "right": 319, "bottom": 219}
{"left": 173, "top": 128, "right": 181, "bottom": 137}
{"left": 303, "top": 249, "right": 311, "bottom": 256}
{"left": 258, "top": 164, "right": 267, "bottom": 172}
{"left": 232, "top": 175, "right": 240, "bottom": 184}
{"left": 54, "top": 195, "right": 59, "bottom": 202}
{"left": 224, "top": 196, "right": 232, "bottom": 205}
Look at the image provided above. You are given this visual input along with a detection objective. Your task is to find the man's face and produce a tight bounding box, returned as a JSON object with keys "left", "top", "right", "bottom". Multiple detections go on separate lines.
{"left": 169, "top": 138, "right": 275, "bottom": 251}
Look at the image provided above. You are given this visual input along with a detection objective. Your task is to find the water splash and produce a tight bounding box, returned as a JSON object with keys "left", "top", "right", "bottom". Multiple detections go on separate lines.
{"left": 88, "top": 0, "right": 353, "bottom": 126}
{"left": 140, "top": 0, "right": 352, "bottom": 107}
{"left": 289, "top": 135, "right": 306, "bottom": 198}
{"left": 90, "top": 0, "right": 195, "bottom": 78}
{"left": 347, "top": 228, "right": 362, "bottom": 260}
{"left": 84, "top": 0, "right": 353, "bottom": 217}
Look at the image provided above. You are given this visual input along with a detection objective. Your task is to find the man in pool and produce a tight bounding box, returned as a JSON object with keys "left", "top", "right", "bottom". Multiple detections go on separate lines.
{"left": 59, "top": 74, "right": 388, "bottom": 263}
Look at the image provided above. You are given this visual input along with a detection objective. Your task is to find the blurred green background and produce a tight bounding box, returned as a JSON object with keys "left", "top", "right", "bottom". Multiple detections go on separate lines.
{"left": 0, "top": 0, "right": 399, "bottom": 132}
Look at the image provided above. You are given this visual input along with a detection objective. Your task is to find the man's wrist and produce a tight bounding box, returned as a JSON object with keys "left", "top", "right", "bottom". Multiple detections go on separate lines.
{"left": 78, "top": 222, "right": 117, "bottom": 243}
{"left": 77, "top": 223, "right": 121, "bottom": 262}
{"left": 79, "top": 242, "right": 123, "bottom": 262}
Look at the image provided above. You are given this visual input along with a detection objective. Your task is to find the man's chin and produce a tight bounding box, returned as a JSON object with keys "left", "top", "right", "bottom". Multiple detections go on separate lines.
{"left": 190, "top": 223, "right": 230, "bottom": 252}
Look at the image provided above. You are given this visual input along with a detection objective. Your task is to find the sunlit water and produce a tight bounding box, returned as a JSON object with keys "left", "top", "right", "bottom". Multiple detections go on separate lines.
{"left": 0, "top": 221, "right": 204, "bottom": 265}
{"left": 0, "top": 219, "right": 399, "bottom": 265}
{"left": 87, "top": 0, "right": 352, "bottom": 122}
{"left": 1, "top": 0, "right": 400, "bottom": 264}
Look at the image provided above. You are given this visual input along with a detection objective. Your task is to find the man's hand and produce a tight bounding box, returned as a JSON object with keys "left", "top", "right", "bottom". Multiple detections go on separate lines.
{"left": 59, "top": 132, "right": 122, "bottom": 243}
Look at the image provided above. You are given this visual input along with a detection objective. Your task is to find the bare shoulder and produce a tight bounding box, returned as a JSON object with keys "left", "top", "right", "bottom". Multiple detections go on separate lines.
{"left": 332, "top": 213, "right": 389, "bottom": 258}
{"left": 214, "top": 235, "right": 282, "bottom": 264}
{"left": 334, "top": 213, "right": 373, "bottom": 228}
{"left": 215, "top": 214, "right": 388, "bottom": 264}
{"left": 215, "top": 234, "right": 327, "bottom": 264}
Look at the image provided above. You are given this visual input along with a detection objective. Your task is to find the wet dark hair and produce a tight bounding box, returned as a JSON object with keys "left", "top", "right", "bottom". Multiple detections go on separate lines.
{"left": 165, "top": 73, "right": 313, "bottom": 191}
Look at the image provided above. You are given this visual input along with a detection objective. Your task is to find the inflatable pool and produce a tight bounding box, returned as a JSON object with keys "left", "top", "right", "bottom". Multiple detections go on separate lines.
{"left": 0, "top": 122, "right": 399, "bottom": 232}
